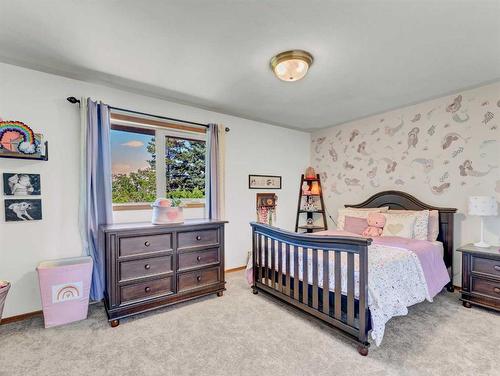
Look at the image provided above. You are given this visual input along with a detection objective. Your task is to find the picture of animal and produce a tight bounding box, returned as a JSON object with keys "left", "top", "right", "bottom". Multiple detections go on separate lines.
{"left": 3, "top": 173, "right": 41, "bottom": 196}
{"left": 4, "top": 199, "right": 42, "bottom": 221}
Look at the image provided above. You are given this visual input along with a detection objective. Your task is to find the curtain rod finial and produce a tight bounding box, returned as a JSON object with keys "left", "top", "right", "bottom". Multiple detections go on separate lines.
{"left": 67, "top": 96, "right": 80, "bottom": 104}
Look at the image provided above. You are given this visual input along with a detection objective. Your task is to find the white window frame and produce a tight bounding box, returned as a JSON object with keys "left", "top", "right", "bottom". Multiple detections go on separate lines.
{"left": 110, "top": 117, "right": 207, "bottom": 211}
{"left": 155, "top": 127, "right": 206, "bottom": 199}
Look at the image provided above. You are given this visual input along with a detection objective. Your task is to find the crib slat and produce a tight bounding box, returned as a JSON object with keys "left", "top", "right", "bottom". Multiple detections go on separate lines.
{"left": 322, "top": 250, "right": 329, "bottom": 315}
{"left": 264, "top": 236, "right": 269, "bottom": 286}
{"left": 278, "top": 241, "right": 283, "bottom": 292}
{"left": 271, "top": 239, "right": 276, "bottom": 288}
{"left": 257, "top": 234, "right": 262, "bottom": 283}
{"left": 302, "top": 248, "right": 308, "bottom": 305}
{"left": 293, "top": 246, "right": 299, "bottom": 300}
{"left": 312, "top": 249, "right": 318, "bottom": 309}
{"left": 347, "top": 252, "right": 355, "bottom": 326}
{"left": 334, "top": 251, "right": 341, "bottom": 320}
{"left": 358, "top": 247, "right": 368, "bottom": 339}
{"left": 285, "top": 243, "right": 291, "bottom": 296}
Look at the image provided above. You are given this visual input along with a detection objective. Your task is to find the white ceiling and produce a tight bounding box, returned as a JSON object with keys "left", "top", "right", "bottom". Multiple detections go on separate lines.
{"left": 0, "top": 0, "right": 499, "bottom": 130}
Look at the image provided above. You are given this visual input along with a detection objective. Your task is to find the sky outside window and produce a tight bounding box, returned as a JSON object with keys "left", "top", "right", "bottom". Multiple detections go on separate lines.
{"left": 111, "top": 129, "right": 154, "bottom": 175}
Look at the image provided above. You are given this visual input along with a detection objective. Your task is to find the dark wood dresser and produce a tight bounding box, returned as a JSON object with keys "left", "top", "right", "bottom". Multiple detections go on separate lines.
{"left": 458, "top": 244, "right": 500, "bottom": 312}
{"left": 100, "top": 219, "right": 227, "bottom": 326}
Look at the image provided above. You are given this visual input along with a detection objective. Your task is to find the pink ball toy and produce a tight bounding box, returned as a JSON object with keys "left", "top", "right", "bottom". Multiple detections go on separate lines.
{"left": 154, "top": 198, "right": 172, "bottom": 207}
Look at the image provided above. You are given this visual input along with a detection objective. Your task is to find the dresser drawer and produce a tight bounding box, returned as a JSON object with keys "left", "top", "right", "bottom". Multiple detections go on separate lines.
{"left": 120, "top": 277, "right": 173, "bottom": 304}
{"left": 178, "top": 248, "right": 220, "bottom": 271}
{"left": 178, "top": 229, "right": 219, "bottom": 249}
{"left": 472, "top": 256, "right": 500, "bottom": 278}
{"left": 119, "top": 233, "right": 172, "bottom": 257}
{"left": 119, "top": 255, "right": 173, "bottom": 282}
{"left": 178, "top": 267, "right": 220, "bottom": 293}
{"left": 471, "top": 276, "right": 500, "bottom": 301}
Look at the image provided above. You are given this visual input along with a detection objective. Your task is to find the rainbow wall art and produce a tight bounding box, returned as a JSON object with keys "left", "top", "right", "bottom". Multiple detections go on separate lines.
{"left": 0, "top": 120, "right": 42, "bottom": 158}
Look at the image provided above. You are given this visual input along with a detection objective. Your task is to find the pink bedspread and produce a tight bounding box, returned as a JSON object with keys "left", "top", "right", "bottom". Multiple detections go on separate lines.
{"left": 373, "top": 236, "right": 449, "bottom": 297}
{"left": 315, "top": 230, "right": 449, "bottom": 298}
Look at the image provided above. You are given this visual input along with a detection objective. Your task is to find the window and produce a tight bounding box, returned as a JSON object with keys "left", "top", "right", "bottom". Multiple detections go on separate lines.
{"left": 111, "top": 125, "right": 156, "bottom": 204}
{"left": 110, "top": 113, "right": 206, "bottom": 209}
{"left": 164, "top": 136, "right": 205, "bottom": 200}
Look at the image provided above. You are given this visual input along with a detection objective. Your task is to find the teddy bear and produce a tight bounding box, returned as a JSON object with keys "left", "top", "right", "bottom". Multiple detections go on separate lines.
{"left": 362, "top": 212, "right": 386, "bottom": 237}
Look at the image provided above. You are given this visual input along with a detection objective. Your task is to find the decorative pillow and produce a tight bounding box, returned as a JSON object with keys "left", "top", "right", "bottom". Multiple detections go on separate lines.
{"left": 344, "top": 216, "right": 369, "bottom": 235}
{"left": 337, "top": 207, "right": 389, "bottom": 230}
{"left": 387, "top": 209, "right": 429, "bottom": 240}
{"left": 428, "top": 210, "right": 439, "bottom": 241}
{"left": 381, "top": 213, "right": 417, "bottom": 238}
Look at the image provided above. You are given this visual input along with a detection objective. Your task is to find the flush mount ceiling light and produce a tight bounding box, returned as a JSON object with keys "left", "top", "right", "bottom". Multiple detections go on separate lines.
{"left": 270, "top": 50, "right": 313, "bottom": 82}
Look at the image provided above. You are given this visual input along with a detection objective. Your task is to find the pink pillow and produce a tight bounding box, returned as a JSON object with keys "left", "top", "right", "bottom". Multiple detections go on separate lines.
{"left": 344, "top": 216, "right": 368, "bottom": 235}
{"left": 428, "top": 210, "right": 439, "bottom": 241}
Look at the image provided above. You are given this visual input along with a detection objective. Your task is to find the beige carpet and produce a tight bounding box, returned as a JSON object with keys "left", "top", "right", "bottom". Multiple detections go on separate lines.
{"left": 0, "top": 271, "right": 498, "bottom": 376}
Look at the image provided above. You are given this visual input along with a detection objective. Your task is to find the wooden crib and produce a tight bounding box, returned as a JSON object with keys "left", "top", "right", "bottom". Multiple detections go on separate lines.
{"left": 251, "top": 222, "right": 372, "bottom": 355}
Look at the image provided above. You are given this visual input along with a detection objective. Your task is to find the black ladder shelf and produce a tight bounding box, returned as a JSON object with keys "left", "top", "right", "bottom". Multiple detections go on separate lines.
{"left": 294, "top": 174, "right": 328, "bottom": 233}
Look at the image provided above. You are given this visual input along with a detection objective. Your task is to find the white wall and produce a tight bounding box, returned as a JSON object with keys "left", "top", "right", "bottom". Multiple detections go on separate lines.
{"left": 311, "top": 82, "right": 500, "bottom": 285}
{"left": 0, "top": 62, "right": 310, "bottom": 317}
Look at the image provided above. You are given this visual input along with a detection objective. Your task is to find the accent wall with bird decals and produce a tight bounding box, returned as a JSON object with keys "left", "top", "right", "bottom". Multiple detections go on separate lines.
{"left": 311, "top": 82, "right": 500, "bottom": 279}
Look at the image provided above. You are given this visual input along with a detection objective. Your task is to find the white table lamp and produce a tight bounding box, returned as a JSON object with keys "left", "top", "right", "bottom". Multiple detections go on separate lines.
{"left": 468, "top": 196, "right": 498, "bottom": 248}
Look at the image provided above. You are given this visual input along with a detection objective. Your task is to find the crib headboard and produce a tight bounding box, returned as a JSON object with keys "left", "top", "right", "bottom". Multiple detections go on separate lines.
{"left": 346, "top": 190, "right": 457, "bottom": 287}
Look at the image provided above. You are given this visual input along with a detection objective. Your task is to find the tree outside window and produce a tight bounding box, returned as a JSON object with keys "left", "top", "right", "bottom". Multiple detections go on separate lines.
{"left": 111, "top": 126, "right": 206, "bottom": 205}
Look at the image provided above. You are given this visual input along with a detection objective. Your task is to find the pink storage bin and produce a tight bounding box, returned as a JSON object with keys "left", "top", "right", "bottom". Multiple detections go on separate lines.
{"left": 36, "top": 256, "right": 93, "bottom": 328}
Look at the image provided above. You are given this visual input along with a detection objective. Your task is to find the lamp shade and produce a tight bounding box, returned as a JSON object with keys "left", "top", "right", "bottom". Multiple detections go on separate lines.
{"left": 468, "top": 196, "right": 498, "bottom": 216}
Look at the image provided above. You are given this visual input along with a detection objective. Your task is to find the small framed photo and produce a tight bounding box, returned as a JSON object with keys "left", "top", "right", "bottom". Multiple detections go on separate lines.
{"left": 4, "top": 199, "right": 42, "bottom": 222}
{"left": 3, "top": 173, "right": 41, "bottom": 196}
{"left": 256, "top": 193, "right": 277, "bottom": 207}
{"left": 249, "top": 175, "right": 282, "bottom": 189}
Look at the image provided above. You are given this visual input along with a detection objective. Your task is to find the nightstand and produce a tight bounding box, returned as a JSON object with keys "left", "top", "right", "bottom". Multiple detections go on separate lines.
{"left": 458, "top": 244, "right": 500, "bottom": 312}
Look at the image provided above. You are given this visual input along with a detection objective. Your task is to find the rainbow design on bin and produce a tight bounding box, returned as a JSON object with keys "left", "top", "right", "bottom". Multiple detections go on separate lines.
{"left": 0, "top": 121, "right": 38, "bottom": 154}
{"left": 55, "top": 284, "right": 81, "bottom": 302}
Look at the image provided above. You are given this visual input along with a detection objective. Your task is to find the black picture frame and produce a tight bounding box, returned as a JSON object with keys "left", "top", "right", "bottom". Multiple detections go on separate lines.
{"left": 3, "top": 173, "right": 41, "bottom": 196}
{"left": 248, "top": 174, "right": 282, "bottom": 189}
{"left": 4, "top": 198, "right": 43, "bottom": 222}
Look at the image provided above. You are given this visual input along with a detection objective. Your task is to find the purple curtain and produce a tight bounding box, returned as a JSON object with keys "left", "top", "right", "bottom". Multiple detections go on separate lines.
{"left": 206, "top": 123, "right": 223, "bottom": 219}
{"left": 80, "top": 98, "right": 113, "bottom": 301}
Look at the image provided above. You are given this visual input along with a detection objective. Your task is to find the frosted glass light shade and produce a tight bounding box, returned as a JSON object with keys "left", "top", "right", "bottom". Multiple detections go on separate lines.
{"left": 468, "top": 196, "right": 498, "bottom": 216}
{"left": 274, "top": 59, "right": 308, "bottom": 81}
{"left": 270, "top": 50, "right": 313, "bottom": 82}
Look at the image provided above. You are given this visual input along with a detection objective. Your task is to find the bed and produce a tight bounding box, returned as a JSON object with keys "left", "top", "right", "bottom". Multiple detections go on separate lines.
{"left": 250, "top": 190, "right": 456, "bottom": 355}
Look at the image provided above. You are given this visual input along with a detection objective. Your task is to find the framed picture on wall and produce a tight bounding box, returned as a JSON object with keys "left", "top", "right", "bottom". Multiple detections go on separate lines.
{"left": 248, "top": 175, "right": 282, "bottom": 189}
{"left": 256, "top": 193, "right": 277, "bottom": 207}
{"left": 3, "top": 173, "right": 41, "bottom": 196}
{"left": 4, "top": 199, "right": 42, "bottom": 221}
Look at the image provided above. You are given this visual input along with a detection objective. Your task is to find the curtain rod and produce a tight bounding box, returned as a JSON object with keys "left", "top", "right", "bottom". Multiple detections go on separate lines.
{"left": 66, "top": 97, "right": 230, "bottom": 131}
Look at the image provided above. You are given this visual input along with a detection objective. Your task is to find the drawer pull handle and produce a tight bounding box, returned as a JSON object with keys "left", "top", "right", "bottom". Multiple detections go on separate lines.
{"left": 196, "top": 235, "right": 202, "bottom": 241}
{"left": 494, "top": 265, "right": 500, "bottom": 272}
{"left": 196, "top": 256, "right": 202, "bottom": 262}
{"left": 145, "top": 287, "right": 151, "bottom": 293}
{"left": 494, "top": 287, "right": 500, "bottom": 294}
{"left": 197, "top": 276, "right": 202, "bottom": 282}
{"left": 144, "top": 264, "right": 151, "bottom": 270}
{"left": 144, "top": 241, "right": 151, "bottom": 247}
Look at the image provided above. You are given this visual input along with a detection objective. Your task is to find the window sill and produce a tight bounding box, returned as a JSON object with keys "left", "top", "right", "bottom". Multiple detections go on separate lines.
{"left": 113, "top": 202, "right": 205, "bottom": 211}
